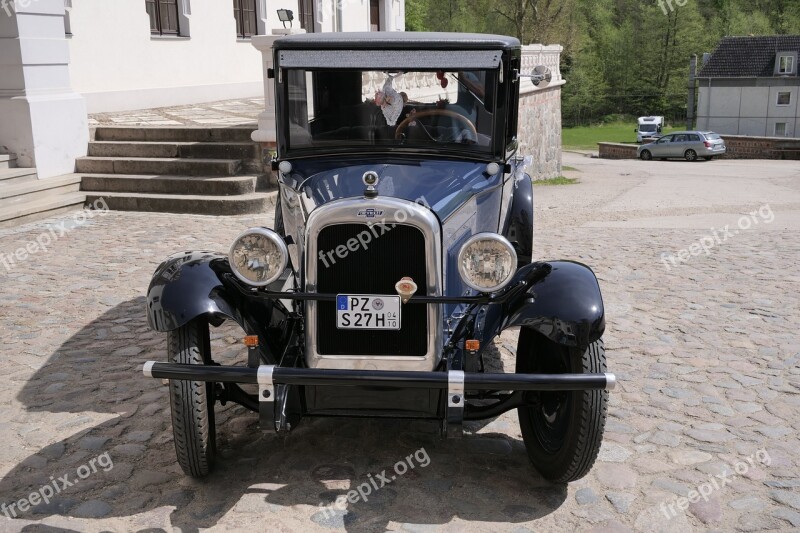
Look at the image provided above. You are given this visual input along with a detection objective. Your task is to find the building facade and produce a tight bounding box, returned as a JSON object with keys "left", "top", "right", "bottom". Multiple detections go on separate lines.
{"left": 0, "top": 0, "right": 404, "bottom": 177}
{"left": 696, "top": 36, "right": 800, "bottom": 138}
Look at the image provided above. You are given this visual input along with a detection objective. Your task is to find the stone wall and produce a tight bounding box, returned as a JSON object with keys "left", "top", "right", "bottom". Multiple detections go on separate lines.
{"left": 598, "top": 135, "right": 800, "bottom": 160}
{"left": 516, "top": 44, "right": 565, "bottom": 180}
{"left": 598, "top": 142, "right": 638, "bottom": 159}
{"left": 517, "top": 85, "right": 563, "bottom": 179}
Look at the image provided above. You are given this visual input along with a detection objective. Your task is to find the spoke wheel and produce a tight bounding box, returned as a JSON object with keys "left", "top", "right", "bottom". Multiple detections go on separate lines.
{"left": 516, "top": 329, "right": 608, "bottom": 482}
{"left": 685, "top": 149, "right": 698, "bottom": 161}
{"left": 640, "top": 150, "right": 652, "bottom": 161}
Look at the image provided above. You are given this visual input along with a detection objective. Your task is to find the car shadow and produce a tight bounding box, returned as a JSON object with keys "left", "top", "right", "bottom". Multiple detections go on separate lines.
{"left": 2, "top": 298, "right": 566, "bottom": 531}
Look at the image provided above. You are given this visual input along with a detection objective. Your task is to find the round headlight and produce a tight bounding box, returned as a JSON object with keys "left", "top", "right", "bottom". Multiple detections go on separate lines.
{"left": 457, "top": 233, "right": 517, "bottom": 293}
{"left": 229, "top": 228, "right": 288, "bottom": 286}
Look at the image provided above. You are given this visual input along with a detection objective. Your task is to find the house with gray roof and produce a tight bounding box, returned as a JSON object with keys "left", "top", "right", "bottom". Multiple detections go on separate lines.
{"left": 696, "top": 36, "right": 800, "bottom": 138}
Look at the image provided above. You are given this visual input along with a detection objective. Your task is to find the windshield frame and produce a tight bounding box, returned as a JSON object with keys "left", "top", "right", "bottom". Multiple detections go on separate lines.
{"left": 274, "top": 57, "right": 516, "bottom": 162}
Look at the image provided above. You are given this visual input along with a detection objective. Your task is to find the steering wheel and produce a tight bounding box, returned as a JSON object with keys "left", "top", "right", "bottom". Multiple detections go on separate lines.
{"left": 394, "top": 109, "right": 478, "bottom": 141}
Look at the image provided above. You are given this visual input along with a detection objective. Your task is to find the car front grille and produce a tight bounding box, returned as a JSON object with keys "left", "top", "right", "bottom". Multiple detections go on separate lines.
{"left": 315, "top": 223, "right": 428, "bottom": 356}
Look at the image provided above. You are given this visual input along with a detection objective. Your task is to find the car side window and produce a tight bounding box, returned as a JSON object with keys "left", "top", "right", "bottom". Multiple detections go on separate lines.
{"left": 673, "top": 134, "right": 686, "bottom": 142}
{"left": 658, "top": 136, "right": 672, "bottom": 143}
{"left": 689, "top": 134, "right": 700, "bottom": 141}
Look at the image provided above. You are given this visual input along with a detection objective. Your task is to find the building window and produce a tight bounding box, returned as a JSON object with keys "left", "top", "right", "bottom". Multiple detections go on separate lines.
{"left": 298, "top": 0, "right": 316, "bottom": 32}
{"left": 775, "top": 122, "right": 787, "bottom": 136}
{"left": 777, "top": 92, "right": 791, "bottom": 106}
{"left": 146, "top": 0, "right": 180, "bottom": 35}
{"left": 778, "top": 55, "right": 795, "bottom": 74}
{"left": 233, "top": 0, "right": 258, "bottom": 38}
{"left": 369, "top": 0, "right": 381, "bottom": 31}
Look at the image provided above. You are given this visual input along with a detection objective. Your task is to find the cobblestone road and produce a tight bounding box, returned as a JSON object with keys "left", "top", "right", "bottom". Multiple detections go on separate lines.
{"left": 1, "top": 154, "right": 799, "bottom": 532}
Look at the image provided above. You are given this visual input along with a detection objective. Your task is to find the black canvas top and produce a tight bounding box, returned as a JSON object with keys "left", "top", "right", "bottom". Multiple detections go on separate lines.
{"left": 697, "top": 35, "right": 800, "bottom": 78}
{"left": 273, "top": 32, "right": 520, "bottom": 51}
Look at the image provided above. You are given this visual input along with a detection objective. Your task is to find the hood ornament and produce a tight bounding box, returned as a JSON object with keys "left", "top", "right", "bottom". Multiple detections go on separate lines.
{"left": 395, "top": 276, "right": 418, "bottom": 304}
{"left": 363, "top": 171, "right": 379, "bottom": 199}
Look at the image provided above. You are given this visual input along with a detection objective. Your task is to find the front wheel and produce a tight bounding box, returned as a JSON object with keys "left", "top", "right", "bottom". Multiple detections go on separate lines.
{"left": 168, "top": 317, "right": 217, "bottom": 477}
{"left": 685, "top": 149, "right": 698, "bottom": 161}
{"left": 516, "top": 329, "right": 608, "bottom": 483}
{"left": 639, "top": 150, "right": 652, "bottom": 161}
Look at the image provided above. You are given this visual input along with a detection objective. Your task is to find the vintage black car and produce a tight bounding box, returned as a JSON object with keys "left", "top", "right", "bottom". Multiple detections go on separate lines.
{"left": 143, "top": 32, "right": 615, "bottom": 483}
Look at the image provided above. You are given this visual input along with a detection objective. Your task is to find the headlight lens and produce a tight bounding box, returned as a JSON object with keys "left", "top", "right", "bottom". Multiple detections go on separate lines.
{"left": 457, "top": 233, "right": 517, "bottom": 293}
{"left": 229, "top": 228, "right": 288, "bottom": 286}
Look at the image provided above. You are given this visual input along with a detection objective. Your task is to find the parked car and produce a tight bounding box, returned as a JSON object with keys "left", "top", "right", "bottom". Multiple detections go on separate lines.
{"left": 638, "top": 131, "right": 726, "bottom": 161}
{"left": 142, "top": 32, "right": 615, "bottom": 483}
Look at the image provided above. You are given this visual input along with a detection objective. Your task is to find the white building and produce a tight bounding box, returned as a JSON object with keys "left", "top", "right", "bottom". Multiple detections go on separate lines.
{"left": 0, "top": 0, "right": 405, "bottom": 178}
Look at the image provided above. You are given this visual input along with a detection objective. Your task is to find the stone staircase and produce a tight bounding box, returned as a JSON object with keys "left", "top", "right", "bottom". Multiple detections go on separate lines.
{"left": 77, "top": 126, "right": 275, "bottom": 215}
{"left": 0, "top": 154, "right": 85, "bottom": 228}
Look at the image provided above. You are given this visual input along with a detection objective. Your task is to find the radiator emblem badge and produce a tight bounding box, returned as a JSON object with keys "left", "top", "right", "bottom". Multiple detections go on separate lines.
{"left": 357, "top": 208, "right": 384, "bottom": 218}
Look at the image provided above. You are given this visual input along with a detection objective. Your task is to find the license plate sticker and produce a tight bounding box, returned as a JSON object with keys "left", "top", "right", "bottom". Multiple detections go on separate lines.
{"left": 336, "top": 295, "right": 401, "bottom": 330}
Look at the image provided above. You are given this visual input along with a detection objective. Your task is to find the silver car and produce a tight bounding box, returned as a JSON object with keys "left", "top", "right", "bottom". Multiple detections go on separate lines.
{"left": 638, "top": 131, "right": 726, "bottom": 161}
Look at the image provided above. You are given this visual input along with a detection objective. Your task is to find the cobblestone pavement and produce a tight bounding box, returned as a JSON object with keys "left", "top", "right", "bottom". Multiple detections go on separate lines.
{"left": 88, "top": 99, "right": 263, "bottom": 127}
{"left": 1, "top": 154, "right": 799, "bottom": 532}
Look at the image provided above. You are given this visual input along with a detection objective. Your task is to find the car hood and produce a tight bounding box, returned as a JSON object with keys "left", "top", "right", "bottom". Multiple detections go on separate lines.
{"left": 283, "top": 157, "right": 502, "bottom": 221}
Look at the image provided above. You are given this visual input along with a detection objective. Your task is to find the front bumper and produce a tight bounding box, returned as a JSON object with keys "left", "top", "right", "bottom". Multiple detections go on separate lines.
{"left": 143, "top": 362, "right": 616, "bottom": 436}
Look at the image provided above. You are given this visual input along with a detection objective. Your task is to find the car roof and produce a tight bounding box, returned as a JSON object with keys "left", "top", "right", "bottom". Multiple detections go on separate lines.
{"left": 273, "top": 32, "right": 521, "bottom": 51}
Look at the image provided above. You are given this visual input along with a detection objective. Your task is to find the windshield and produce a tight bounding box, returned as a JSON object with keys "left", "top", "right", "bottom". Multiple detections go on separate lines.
{"left": 283, "top": 69, "right": 497, "bottom": 154}
{"left": 639, "top": 124, "right": 657, "bottom": 132}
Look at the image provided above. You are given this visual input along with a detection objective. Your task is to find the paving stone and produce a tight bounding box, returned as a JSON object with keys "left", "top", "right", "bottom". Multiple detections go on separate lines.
{"left": 769, "top": 489, "right": 800, "bottom": 510}
{"left": 72, "top": 499, "right": 112, "bottom": 518}
{"left": 606, "top": 491, "right": 636, "bottom": 513}
{"left": 689, "top": 496, "right": 723, "bottom": 524}
{"left": 772, "top": 508, "right": 800, "bottom": 527}
{"left": 575, "top": 487, "right": 598, "bottom": 505}
{"left": 668, "top": 449, "right": 712, "bottom": 465}
{"left": 79, "top": 436, "right": 110, "bottom": 450}
{"left": 595, "top": 464, "right": 638, "bottom": 489}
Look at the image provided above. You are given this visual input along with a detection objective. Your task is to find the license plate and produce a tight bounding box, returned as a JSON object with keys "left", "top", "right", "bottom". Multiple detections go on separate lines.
{"left": 336, "top": 295, "right": 401, "bottom": 330}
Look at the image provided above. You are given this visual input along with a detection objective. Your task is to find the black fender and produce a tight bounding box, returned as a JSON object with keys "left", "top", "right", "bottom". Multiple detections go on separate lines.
{"left": 502, "top": 173, "right": 533, "bottom": 268}
{"left": 482, "top": 261, "right": 605, "bottom": 350}
{"left": 146, "top": 251, "right": 286, "bottom": 363}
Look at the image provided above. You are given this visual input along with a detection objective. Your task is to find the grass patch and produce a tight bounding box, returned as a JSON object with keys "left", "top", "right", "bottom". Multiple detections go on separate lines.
{"left": 562, "top": 165, "right": 579, "bottom": 172}
{"left": 562, "top": 121, "right": 679, "bottom": 150}
{"left": 535, "top": 176, "right": 579, "bottom": 186}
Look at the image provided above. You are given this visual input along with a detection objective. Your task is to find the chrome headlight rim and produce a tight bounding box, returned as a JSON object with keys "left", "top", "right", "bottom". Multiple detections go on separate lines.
{"left": 228, "top": 227, "right": 288, "bottom": 287}
{"left": 457, "top": 233, "right": 518, "bottom": 293}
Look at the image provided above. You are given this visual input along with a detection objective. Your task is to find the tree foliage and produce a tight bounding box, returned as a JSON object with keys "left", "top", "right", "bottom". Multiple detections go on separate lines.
{"left": 406, "top": 0, "right": 800, "bottom": 125}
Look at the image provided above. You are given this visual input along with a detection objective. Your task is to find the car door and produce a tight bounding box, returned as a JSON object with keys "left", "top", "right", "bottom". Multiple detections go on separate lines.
{"left": 651, "top": 135, "right": 673, "bottom": 158}
{"left": 670, "top": 134, "right": 687, "bottom": 157}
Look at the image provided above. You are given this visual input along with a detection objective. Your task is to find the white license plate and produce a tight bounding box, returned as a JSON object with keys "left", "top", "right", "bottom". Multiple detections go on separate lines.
{"left": 336, "top": 295, "right": 401, "bottom": 330}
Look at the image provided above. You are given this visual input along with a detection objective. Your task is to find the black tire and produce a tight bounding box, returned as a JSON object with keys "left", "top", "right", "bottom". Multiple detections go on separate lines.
{"left": 516, "top": 329, "right": 608, "bottom": 483}
{"left": 639, "top": 150, "right": 652, "bottom": 161}
{"left": 168, "top": 317, "right": 216, "bottom": 477}
{"left": 684, "top": 149, "right": 698, "bottom": 161}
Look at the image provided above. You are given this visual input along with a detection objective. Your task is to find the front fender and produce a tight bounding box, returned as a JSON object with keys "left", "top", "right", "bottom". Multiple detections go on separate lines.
{"left": 146, "top": 251, "right": 242, "bottom": 332}
{"left": 484, "top": 261, "right": 605, "bottom": 349}
{"left": 146, "top": 251, "right": 285, "bottom": 363}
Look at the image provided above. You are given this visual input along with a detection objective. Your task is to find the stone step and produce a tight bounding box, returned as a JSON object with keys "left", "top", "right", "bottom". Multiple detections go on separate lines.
{"left": 0, "top": 191, "right": 86, "bottom": 229}
{"left": 84, "top": 191, "right": 276, "bottom": 216}
{"left": 94, "top": 126, "right": 256, "bottom": 143}
{"left": 0, "top": 174, "right": 82, "bottom": 210}
{"left": 75, "top": 157, "right": 241, "bottom": 177}
{"left": 87, "top": 141, "right": 260, "bottom": 161}
{"left": 0, "top": 167, "right": 38, "bottom": 186}
{"left": 80, "top": 174, "right": 259, "bottom": 196}
{"left": 0, "top": 153, "right": 16, "bottom": 170}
